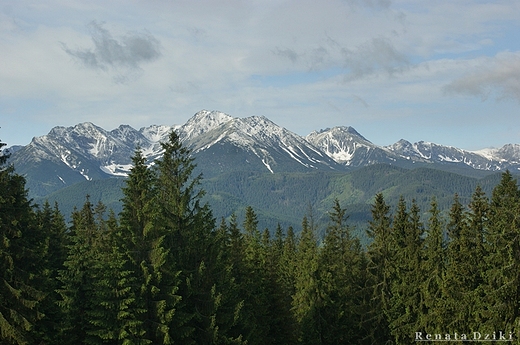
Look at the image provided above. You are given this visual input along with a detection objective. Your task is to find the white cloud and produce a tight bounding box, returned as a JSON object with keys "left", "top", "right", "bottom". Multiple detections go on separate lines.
{"left": 444, "top": 52, "right": 520, "bottom": 102}
{"left": 61, "top": 21, "right": 162, "bottom": 83}
{"left": 342, "top": 37, "right": 410, "bottom": 79}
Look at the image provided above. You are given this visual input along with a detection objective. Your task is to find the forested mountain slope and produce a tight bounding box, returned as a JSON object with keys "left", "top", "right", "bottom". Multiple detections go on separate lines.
{"left": 36, "top": 163, "right": 513, "bottom": 242}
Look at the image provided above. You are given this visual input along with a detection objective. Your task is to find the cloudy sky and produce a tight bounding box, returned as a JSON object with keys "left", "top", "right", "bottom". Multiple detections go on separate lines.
{"left": 1, "top": 0, "right": 519, "bottom": 150}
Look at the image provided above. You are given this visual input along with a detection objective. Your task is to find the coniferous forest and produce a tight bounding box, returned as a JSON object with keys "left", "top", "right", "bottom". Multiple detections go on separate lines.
{"left": 2, "top": 132, "right": 520, "bottom": 344}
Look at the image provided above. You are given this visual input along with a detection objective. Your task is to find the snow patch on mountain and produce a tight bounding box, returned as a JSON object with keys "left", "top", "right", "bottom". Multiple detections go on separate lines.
{"left": 79, "top": 169, "right": 91, "bottom": 181}
{"left": 262, "top": 158, "right": 274, "bottom": 173}
{"left": 101, "top": 163, "right": 134, "bottom": 176}
{"left": 438, "top": 154, "right": 460, "bottom": 163}
{"left": 472, "top": 148, "right": 497, "bottom": 160}
{"left": 140, "top": 124, "right": 175, "bottom": 143}
{"left": 280, "top": 145, "right": 309, "bottom": 168}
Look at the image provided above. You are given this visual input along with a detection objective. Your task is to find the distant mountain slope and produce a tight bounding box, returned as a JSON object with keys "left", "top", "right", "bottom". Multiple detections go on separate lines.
{"left": 189, "top": 115, "right": 341, "bottom": 177}
{"left": 11, "top": 121, "right": 172, "bottom": 196}
{"left": 305, "top": 126, "right": 396, "bottom": 167}
{"left": 385, "top": 139, "right": 512, "bottom": 171}
{"left": 36, "top": 164, "right": 515, "bottom": 244}
{"left": 9, "top": 109, "right": 520, "bottom": 199}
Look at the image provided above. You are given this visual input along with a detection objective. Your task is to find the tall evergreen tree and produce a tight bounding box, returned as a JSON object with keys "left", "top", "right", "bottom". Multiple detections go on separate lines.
{"left": 243, "top": 206, "right": 261, "bottom": 267}
{"left": 153, "top": 130, "right": 238, "bottom": 344}
{"left": 0, "top": 142, "right": 45, "bottom": 345}
{"left": 211, "top": 218, "right": 246, "bottom": 345}
{"left": 58, "top": 199, "right": 130, "bottom": 345}
{"left": 119, "top": 146, "right": 183, "bottom": 344}
{"left": 56, "top": 196, "right": 100, "bottom": 344}
{"left": 274, "top": 225, "right": 298, "bottom": 344}
{"left": 484, "top": 171, "right": 520, "bottom": 335}
{"left": 464, "top": 185, "right": 489, "bottom": 329}
{"left": 240, "top": 206, "right": 272, "bottom": 344}
{"left": 228, "top": 213, "right": 245, "bottom": 281}
{"left": 262, "top": 225, "right": 298, "bottom": 345}
{"left": 278, "top": 225, "right": 298, "bottom": 341}
{"left": 365, "top": 192, "right": 393, "bottom": 343}
{"left": 318, "top": 199, "right": 364, "bottom": 344}
{"left": 280, "top": 226, "right": 296, "bottom": 296}
{"left": 292, "top": 216, "right": 321, "bottom": 345}
{"left": 443, "top": 193, "right": 467, "bottom": 332}
{"left": 420, "top": 197, "right": 446, "bottom": 333}
{"left": 388, "top": 197, "right": 424, "bottom": 343}
{"left": 224, "top": 213, "right": 259, "bottom": 344}
{"left": 273, "top": 223, "right": 284, "bottom": 261}
{"left": 444, "top": 190, "right": 488, "bottom": 333}
{"left": 31, "top": 201, "right": 68, "bottom": 344}
{"left": 86, "top": 208, "right": 138, "bottom": 345}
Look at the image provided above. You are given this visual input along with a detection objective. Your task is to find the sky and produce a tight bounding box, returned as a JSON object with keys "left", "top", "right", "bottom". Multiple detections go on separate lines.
{"left": 0, "top": 0, "right": 519, "bottom": 151}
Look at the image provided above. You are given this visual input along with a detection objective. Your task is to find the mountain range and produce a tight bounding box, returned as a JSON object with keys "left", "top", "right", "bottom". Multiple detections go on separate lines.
{"left": 5, "top": 109, "right": 520, "bottom": 237}
{"left": 7, "top": 109, "right": 520, "bottom": 198}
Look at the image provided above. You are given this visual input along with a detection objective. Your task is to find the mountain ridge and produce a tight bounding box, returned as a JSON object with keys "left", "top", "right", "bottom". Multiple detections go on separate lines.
{"left": 7, "top": 109, "right": 520, "bottom": 198}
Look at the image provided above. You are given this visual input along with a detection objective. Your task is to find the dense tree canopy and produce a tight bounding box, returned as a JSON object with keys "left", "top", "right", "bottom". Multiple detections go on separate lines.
{"left": 1, "top": 133, "right": 520, "bottom": 344}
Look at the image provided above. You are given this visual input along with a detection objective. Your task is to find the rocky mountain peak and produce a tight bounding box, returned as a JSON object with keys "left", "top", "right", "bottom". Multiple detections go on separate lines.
{"left": 180, "top": 110, "right": 234, "bottom": 141}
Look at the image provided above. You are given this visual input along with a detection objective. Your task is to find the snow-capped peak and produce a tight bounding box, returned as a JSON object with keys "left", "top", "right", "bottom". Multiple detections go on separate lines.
{"left": 140, "top": 124, "right": 175, "bottom": 143}
{"left": 305, "top": 126, "right": 378, "bottom": 165}
{"left": 179, "top": 110, "right": 234, "bottom": 141}
{"left": 470, "top": 147, "right": 498, "bottom": 161}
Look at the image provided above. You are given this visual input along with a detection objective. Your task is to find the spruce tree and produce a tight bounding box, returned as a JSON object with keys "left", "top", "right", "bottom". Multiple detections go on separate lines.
{"left": 280, "top": 225, "right": 296, "bottom": 296}
{"left": 212, "top": 218, "right": 247, "bottom": 344}
{"left": 243, "top": 206, "right": 260, "bottom": 252}
{"left": 86, "top": 209, "right": 138, "bottom": 344}
{"left": 484, "top": 171, "right": 520, "bottom": 335}
{"left": 31, "top": 201, "right": 67, "bottom": 344}
{"left": 240, "top": 206, "right": 272, "bottom": 344}
{"left": 118, "top": 147, "right": 181, "bottom": 344}
{"left": 226, "top": 213, "right": 256, "bottom": 343}
{"left": 58, "top": 199, "right": 131, "bottom": 345}
{"left": 56, "top": 196, "right": 100, "bottom": 344}
{"left": 278, "top": 226, "right": 298, "bottom": 341}
{"left": 365, "top": 192, "right": 393, "bottom": 343}
{"left": 0, "top": 143, "right": 45, "bottom": 345}
{"left": 444, "top": 190, "right": 488, "bottom": 333}
{"left": 273, "top": 223, "right": 284, "bottom": 261}
{"left": 318, "top": 199, "right": 364, "bottom": 344}
{"left": 420, "top": 197, "right": 446, "bottom": 333}
{"left": 273, "top": 223, "right": 298, "bottom": 343}
{"left": 443, "top": 194, "right": 467, "bottom": 332}
{"left": 465, "top": 185, "right": 488, "bottom": 329}
{"left": 262, "top": 225, "right": 298, "bottom": 345}
{"left": 292, "top": 216, "right": 320, "bottom": 345}
{"left": 153, "top": 130, "right": 234, "bottom": 344}
{"left": 228, "top": 213, "right": 245, "bottom": 280}
{"left": 388, "top": 197, "right": 424, "bottom": 343}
